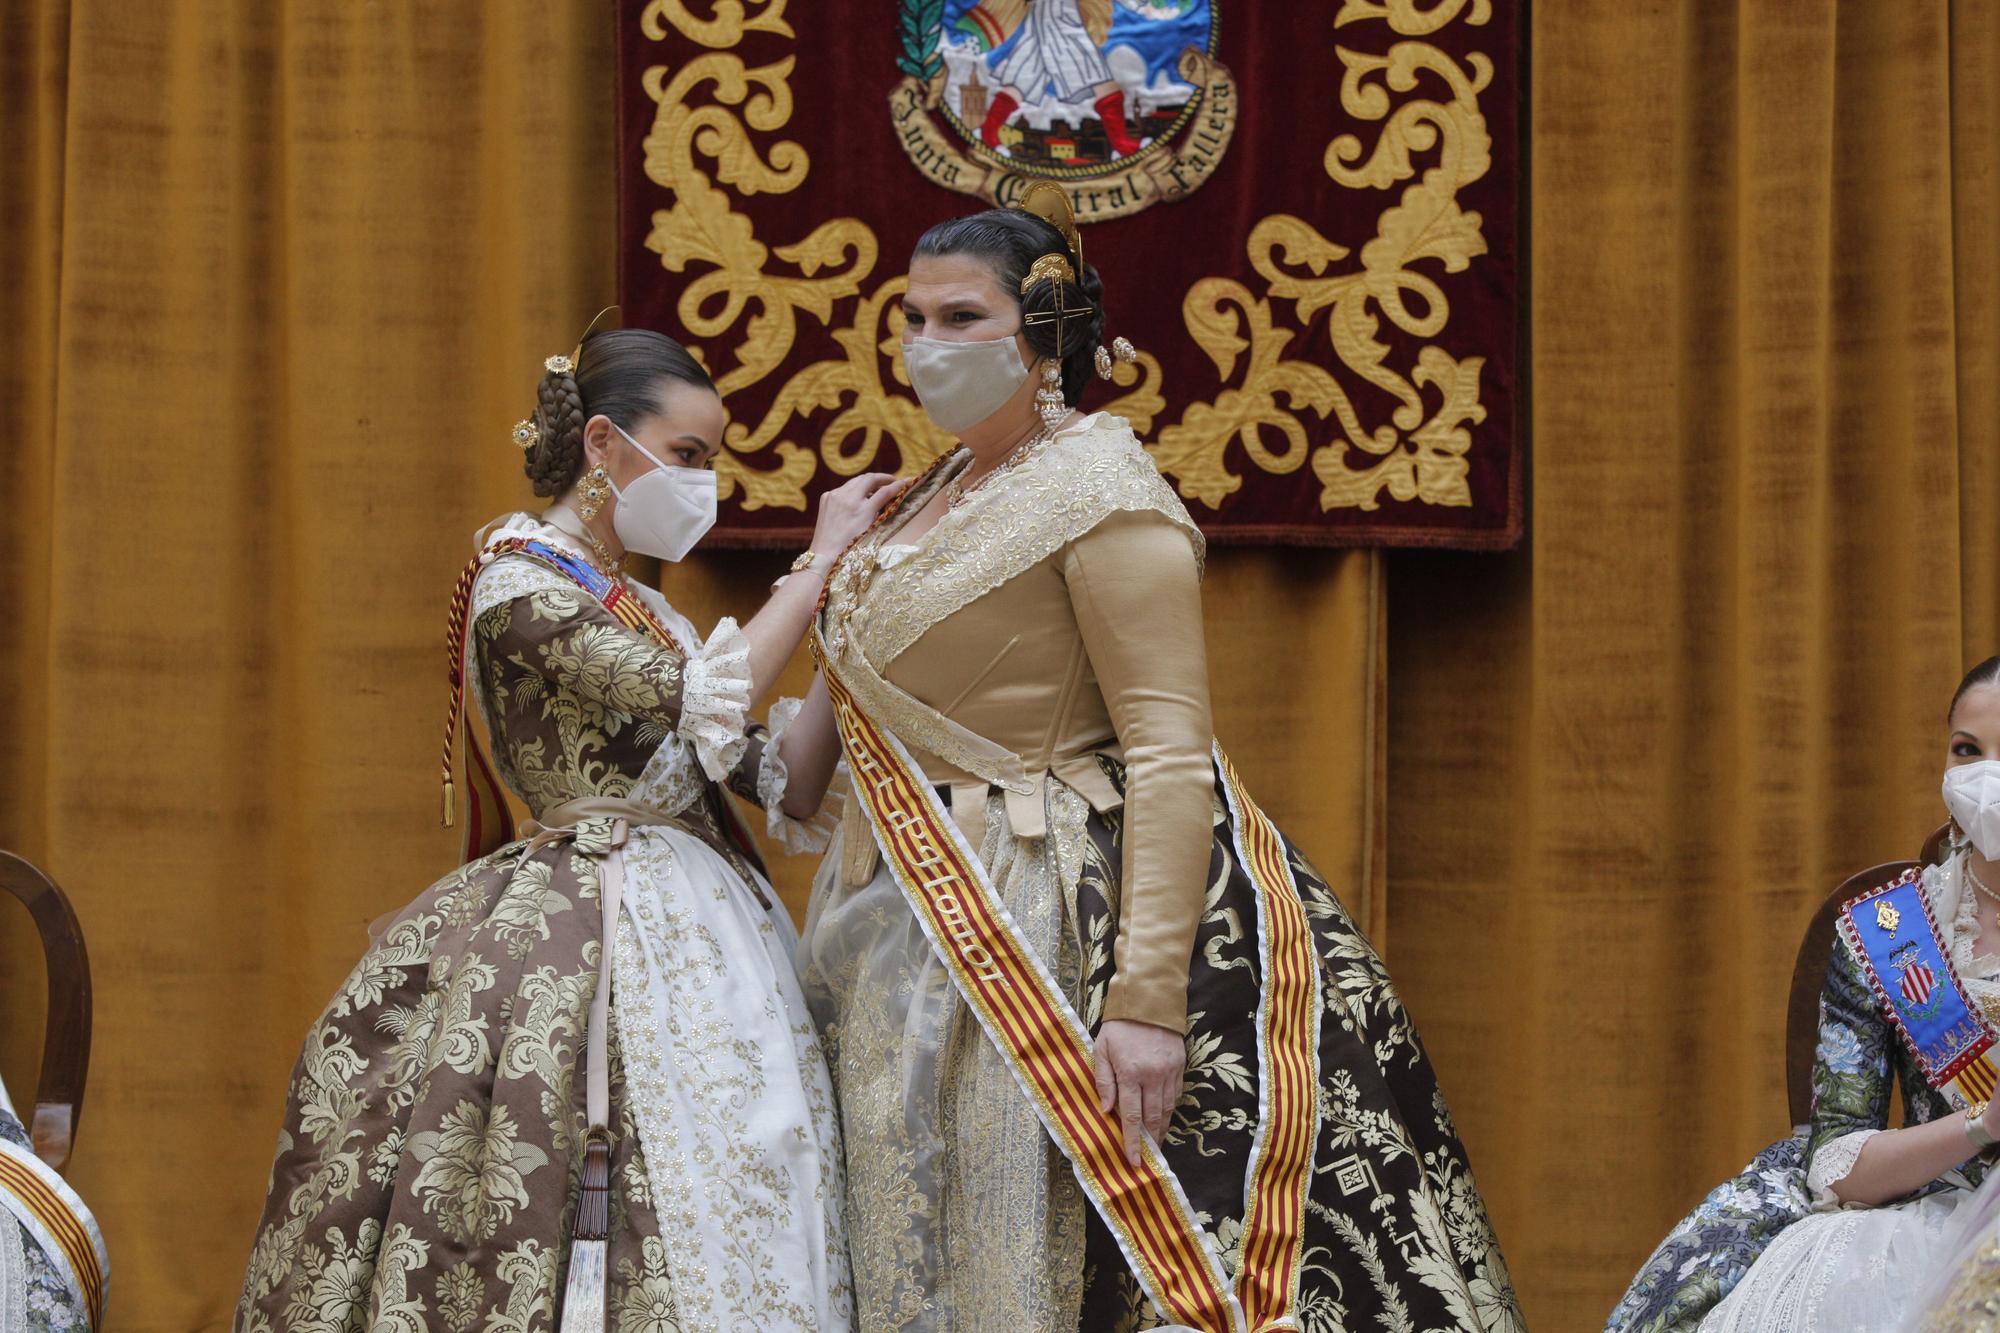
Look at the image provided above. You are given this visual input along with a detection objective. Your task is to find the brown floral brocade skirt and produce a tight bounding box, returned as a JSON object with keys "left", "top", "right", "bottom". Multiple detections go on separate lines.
{"left": 234, "top": 845, "right": 678, "bottom": 1333}
{"left": 1073, "top": 758, "right": 1525, "bottom": 1333}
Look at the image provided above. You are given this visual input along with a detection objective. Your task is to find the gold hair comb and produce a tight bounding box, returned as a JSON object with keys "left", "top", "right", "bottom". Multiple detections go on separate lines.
{"left": 1021, "top": 252, "right": 1076, "bottom": 294}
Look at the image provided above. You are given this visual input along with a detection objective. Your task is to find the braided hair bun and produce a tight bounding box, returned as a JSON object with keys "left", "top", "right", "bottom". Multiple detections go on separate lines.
{"left": 516, "top": 329, "right": 717, "bottom": 496}
{"left": 525, "top": 362, "right": 587, "bottom": 497}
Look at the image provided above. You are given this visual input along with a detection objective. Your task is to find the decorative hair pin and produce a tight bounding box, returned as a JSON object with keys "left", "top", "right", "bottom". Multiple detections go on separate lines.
{"left": 511, "top": 417, "right": 542, "bottom": 452}
{"left": 1024, "top": 284, "right": 1093, "bottom": 355}
{"left": 543, "top": 305, "right": 621, "bottom": 383}
{"left": 1013, "top": 183, "right": 1092, "bottom": 357}
{"left": 1020, "top": 252, "right": 1075, "bottom": 294}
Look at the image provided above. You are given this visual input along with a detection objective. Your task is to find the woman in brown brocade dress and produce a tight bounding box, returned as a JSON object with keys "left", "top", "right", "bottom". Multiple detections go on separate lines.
{"left": 779, "top": 195, "right": 1527, "bottom": 1333}
{"left": 234, "top": 330, "right": 904, "bottom": 1333}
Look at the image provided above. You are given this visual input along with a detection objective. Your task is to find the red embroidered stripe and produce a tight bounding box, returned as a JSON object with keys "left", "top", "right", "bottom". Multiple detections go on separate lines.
{"left": 1221, "top": 749, "right": 1320, "bottom": 1333}
{"left": 966, "top": 7, "right": 1004, "bottom": 49}
{"left": 1961, "top": 1056, "right": 1999, "bottom": 1103}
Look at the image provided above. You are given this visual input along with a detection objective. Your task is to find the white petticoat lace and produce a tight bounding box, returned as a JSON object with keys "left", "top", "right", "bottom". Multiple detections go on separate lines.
{"left": 682, "top": 617, "right": 753, "bottom": 781}
{"left": 757, "top": 695, "right": 840, "bottom": 854}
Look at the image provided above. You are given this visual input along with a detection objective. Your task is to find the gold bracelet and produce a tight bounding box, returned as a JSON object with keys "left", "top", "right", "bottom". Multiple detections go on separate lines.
{"left": 1966, "top": 1100, "right": 1995, "bottom": 1151}
{"left": 770, "top": 550, "right": 828, "bottom": 594}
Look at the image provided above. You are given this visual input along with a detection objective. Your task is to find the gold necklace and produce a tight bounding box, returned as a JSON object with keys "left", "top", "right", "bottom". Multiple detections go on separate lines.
{"left": 544, "top": 504, "right": 624, "bottom": 577}
{"left": 581, "top": 530, "right": 623, "bottom": 577}
{"left": 943, "top": 424, "right": 1051, "bottom": 511}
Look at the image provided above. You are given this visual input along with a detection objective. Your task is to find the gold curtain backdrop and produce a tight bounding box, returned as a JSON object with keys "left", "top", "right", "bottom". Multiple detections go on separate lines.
{"left": 0, "top": 3, "right": 1993, "bottom": 1332}
{"left": 1392, "top": 1, "right": 2000, "bottom": 1327}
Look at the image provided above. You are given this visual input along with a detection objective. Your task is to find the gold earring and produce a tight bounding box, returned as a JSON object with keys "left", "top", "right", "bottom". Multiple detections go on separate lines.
{"left": 1036, "top": 360, "right": 1067, "bottom": 429}
{"left": 577, "top": 464, "right": 611, "bottom": 522}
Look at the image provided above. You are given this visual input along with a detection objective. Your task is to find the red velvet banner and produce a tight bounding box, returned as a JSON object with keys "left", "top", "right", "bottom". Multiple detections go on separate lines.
{"left": 616, "top": 1, "right": 1522, "bottom": 548}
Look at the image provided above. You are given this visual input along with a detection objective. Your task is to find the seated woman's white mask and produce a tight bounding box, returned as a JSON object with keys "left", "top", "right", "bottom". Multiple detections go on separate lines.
{"left": 1947, "top": 760, "right": 2000, "bottom": 860}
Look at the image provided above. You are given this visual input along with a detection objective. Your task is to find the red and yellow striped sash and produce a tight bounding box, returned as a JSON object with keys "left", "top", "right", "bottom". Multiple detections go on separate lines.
{"left": 1218, "top": 748, "right": 1323, "bottom": 1332}
{"left": 0, "top": 1139, "right": 106, "bottom": 1327}
{"left": 826, "top": 659, "right": 1312, "bottom": 1331}
{"left": 1956, "top": 1050, "right": 2000, "bottom": 1106}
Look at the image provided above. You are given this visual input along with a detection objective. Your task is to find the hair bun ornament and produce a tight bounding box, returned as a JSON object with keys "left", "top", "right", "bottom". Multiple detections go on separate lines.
{"left": 511, "top": 417, "right": 542, "bottom": 452}
{"left": 544, "top": 354, "right": 575, "bottom": 376}
{"left": 1021, "top": 251, "right": 1077, "bottom": 294}
{"left": 1095, "top": 335, "right": 1139, "bottom": 380}
{"left": 1012, "top": 180, "right": 1083, "bottom": 272}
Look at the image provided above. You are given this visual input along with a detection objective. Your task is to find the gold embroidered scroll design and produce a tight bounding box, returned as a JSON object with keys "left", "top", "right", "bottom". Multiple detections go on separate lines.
{"left": 634, "top": 0, "right": 1492, "bottom": 520}
{"left": 1148, "top": 2, "right": 1496, "bottom": 514}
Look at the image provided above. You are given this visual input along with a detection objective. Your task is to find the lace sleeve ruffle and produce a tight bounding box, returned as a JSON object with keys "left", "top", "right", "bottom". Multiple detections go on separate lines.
{"left": 1806, "top": 1128, "right": 1881, "bottom": 1210}
{"left": 756, "top": 695, "right": 840, "bottom": 854}
{"left": 681, "top": 617, "right": 754, "bottom": 780}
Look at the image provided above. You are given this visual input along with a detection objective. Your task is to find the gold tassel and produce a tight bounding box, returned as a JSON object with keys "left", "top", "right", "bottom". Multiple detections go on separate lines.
{"left": 442, "top": 777, "right": 456, "bottom": 828}
{"left": 558, "top": 1133, "right": 612, "bottom": 1332}
{"left": 557, "top": 1240, "right": 606, "bottom": 1333}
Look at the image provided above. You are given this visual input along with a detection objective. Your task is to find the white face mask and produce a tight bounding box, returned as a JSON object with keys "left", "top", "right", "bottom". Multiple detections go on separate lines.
{"left": 903, "top": 333, "right": 1030, "bottom": 433}
{"left": 608, "top": 423, "right": 718, "bottom": 562}
{"left": 1946, "top": 760, "right": 2000, "bottom": 860}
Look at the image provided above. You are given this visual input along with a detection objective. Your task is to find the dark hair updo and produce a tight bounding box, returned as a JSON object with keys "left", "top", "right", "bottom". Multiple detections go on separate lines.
{"left": 913, "top": 207, "right": 1104, "bottom": 409}
{"left": 1951, "top": 656, "right": 2000, "bottom": 724}
{"left": 522, "top": 328, "right": 716, "bottom": 497}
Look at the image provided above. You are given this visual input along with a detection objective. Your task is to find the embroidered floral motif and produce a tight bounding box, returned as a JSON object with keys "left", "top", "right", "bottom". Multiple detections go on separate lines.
{"left": 406, "top": 1101, "right": 552, "bottom": 1245}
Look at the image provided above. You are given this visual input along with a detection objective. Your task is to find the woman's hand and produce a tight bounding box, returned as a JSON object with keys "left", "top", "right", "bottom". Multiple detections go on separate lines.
{"left": 1980, "top": 1097, "right": 2000, "bottom": 1144}
{"left": 811, "top": 473, "right": 910, "bottom": 556}
{"left": 1092, "top": 1018, "right": 1186, "bottom": 1166}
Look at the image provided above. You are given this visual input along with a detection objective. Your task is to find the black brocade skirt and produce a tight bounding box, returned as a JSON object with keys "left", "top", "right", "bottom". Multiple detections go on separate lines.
{"left": 1073, "top": 758, "right": 1523, "bottom": 1333}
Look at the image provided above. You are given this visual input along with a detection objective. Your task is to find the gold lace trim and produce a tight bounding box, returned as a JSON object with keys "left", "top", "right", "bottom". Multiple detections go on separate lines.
{"left": 859, "top": 415, "right": 1203, "bottom": 668}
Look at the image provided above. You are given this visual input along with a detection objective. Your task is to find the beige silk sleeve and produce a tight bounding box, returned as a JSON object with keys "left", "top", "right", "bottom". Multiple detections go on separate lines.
{"left": 1062, "top": 509, "right": 1215, "bottom": 1034}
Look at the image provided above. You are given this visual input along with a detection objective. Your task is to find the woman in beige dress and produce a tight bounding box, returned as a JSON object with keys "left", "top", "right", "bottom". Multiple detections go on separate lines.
{"left": 777, "top": 190, "right": 1523, "bottom": 1333}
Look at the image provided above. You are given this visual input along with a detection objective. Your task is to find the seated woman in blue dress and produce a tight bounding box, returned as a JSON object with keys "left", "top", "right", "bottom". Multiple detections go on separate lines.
{"left": 1609, "top": 656, "right": 2000, "bottom": 1332}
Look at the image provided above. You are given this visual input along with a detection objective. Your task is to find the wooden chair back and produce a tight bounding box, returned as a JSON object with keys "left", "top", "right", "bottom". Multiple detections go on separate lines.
{"left": 0, "top": 852, "right": 92, "bottom": 1173}
{"left": 1785, "top": 824, "right": 1953, "bottom": 1127}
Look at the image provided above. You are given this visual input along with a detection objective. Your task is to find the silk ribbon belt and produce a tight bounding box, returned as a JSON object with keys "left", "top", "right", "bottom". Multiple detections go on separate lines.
{"left": 519, "top": 797, "right": 752, "bottom": 1333}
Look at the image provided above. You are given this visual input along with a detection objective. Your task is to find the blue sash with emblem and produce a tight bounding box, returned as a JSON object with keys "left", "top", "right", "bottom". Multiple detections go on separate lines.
{"left": 1838, "top": 866, "right": 2000, "bottom": 1109}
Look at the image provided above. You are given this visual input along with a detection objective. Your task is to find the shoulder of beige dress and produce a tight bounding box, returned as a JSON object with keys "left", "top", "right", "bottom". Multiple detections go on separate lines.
{"left": 1038, "top": 420, "right": 1206, "bottom": 574}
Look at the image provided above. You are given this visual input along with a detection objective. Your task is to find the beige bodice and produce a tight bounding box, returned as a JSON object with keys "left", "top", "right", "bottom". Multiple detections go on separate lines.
{"left": 820, "top": 415, "right": 1214, "bottom": 1029}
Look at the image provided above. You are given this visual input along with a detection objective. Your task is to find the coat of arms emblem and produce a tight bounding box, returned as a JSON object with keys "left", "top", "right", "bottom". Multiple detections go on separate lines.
{"left": 891, "top": 0, "right": 1237, "bottom": 222}
{"left": 1892, "top": 941, "right": 1944, "bottom": 1017}
{"left": 1899, "top": 954, "right": 1938, "bottom": 1006}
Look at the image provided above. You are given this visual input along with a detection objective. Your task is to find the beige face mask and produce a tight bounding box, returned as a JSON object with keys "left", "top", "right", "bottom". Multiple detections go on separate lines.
{"left": 902, "top": 333, "right": 1030, "bottom": 433}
